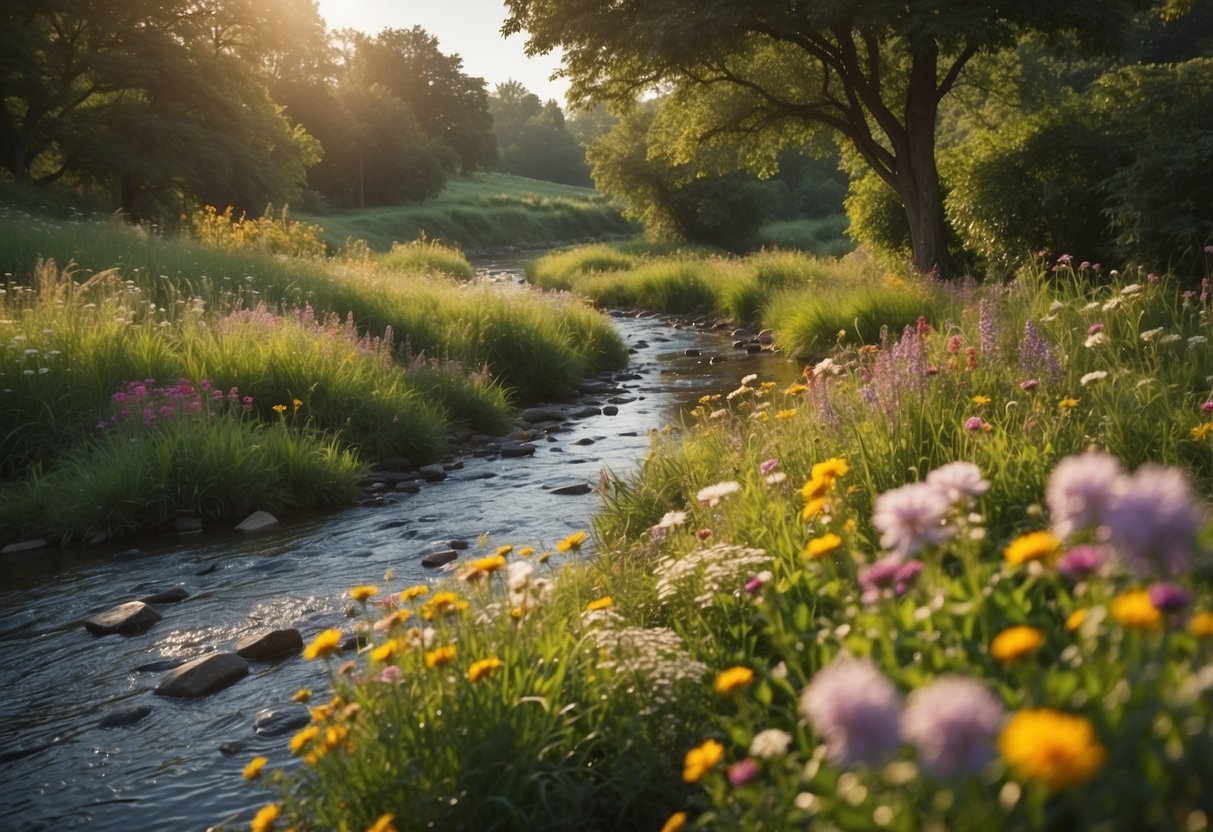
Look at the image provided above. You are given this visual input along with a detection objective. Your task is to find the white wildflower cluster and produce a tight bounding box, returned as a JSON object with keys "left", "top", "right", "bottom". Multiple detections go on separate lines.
{"left": 507, "top": 561, "right": 553, "bottom": 609}
{"left": 589, "top": 626, "right": 708, "bottom": 710}
{"left": 655, "top": 543, "right": 771, "bottom": 606}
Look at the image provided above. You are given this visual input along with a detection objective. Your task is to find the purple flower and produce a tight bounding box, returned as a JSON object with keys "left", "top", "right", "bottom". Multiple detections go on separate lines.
{"left": 1107, "top": 464, "right": 1205, "bottom": 576}
{"left": 727, "top": 757, "right": 761, "bottom": 787}
{"left": 1046, "top": 452, "right": 1125, "bottom": 540}
{"left": 858, "top": 557, "right": 903, "bottom": 604}
{"left": 895, "top": 561, "right": 923, "bottom": 594}
{"left": 978, "top": 299, "right": 1001, "bottom": 357}
{"left": 744, "top": 570, "right": 772, "bottom": 594}
{"left": 1020, "top": 379, "right": 1039, "bottom": 392}
{"left": 1202, "top": 401, "right": 1213, "bottom": 413}
{"left": 1057, "top": 545, "right": 1107, "bottom": 581}
{"left": 759, "top": 458, "right": 780, "bottom": 475}
{"left": 964, "top": 416, "right": 985, "bottom": 432}
{"left": 1087, "top": 323, "right": 1104, "bottom": 335}
{"left": 1018, "top": 320, "right": 1062, "bottom": 381}
{"left": 902, "top": 677, "right": 1005, "bottom": 778}
{"left": 872, "top": 482, "right": 955, "bottom": 559}
{"left": 1147, "top": 582, "right": 1193, "bottom": 613}
{"left": 926, "top": 462, "right": 989, "bottom": 505}
{"left": 799, "top": 657, "right": 903, "bottom": 767}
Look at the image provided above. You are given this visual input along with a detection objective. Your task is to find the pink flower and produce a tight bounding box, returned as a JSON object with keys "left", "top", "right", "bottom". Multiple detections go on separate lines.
{"left": 964, "top": 416, "right": 985, "bottom": 432}
{"left": 799, "top": 657, "right": 903, "bottom": 767}
{"left": 902, "top": 677, "right": 1004, "bottom": 778}
{"left": 872, "top": 482, "right": 955, "bottom": 559}
{"left": 759, "top": 459, "right": 780, "bottom": 475}
{"left": 727, "top": 757, "right": 761, "bottom": 786}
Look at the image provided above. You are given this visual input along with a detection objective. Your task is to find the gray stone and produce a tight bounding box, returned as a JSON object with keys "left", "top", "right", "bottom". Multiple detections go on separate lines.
{"left": 499, "top": 442, "right": 536, "bottom": 458}
{"left": 2, "top": 539, "right": 51, "bottom": 556}
{"left": 574, "top": 437, "right": 596, "bottom": 446}
{"left": 576, "top": 379, "right": 613, "bottom": 394}
{"left": 140, "top": 587, "right": 189, "bottom": 605}
{"left": 99, "top": 704, "right": 153, "bottom": 728}
{"left": 422, "top": 549, "right": 458, "bottom": 567}
{"left": 154, "top": 652, "right": 248, "bottom": 698}
{"left": 135, "top": 658, "right": 184, "bottom": 673}
{"left": 571, "top": 406, "right": 602, "bottom": 419}
{"left": 602, "top": 405, "right": 619, "bottom": 416}
{"left": 83, "top": 601, "right": 162, "bottom": 636}
{"left": 254, "top": 706, "right": 311, "bottom": 737}
{"left": 550, "top": 483, "right": 592, "bottom": 496}
{"left": 417, "top": 464, "right": 447, "bottom": 482}
{"left": 606, "top": 396, "right": 635, "bottom": 404}
{"left": 235, "top": 511, "right": 279, "bottom": 533}
{"left": 518, "top": 407, "right": 565, "bottom": 424}
{"left": 758, "top": 328, "right": 776, "bottom": 345}
{"left": 113, "top": 548, "right": 149, "bottom": 562}
{"left": 236, "top": 628, "right": 303, "bottom": 660}
{"left": 732, "top": 328, "right": 756, "bottom": 340}
{"left": 683, "top": 349, "right": 701, "bottom": 356}
{"left": 395, "top": 482, "right": 421, "bottom": 493}
{"left": 448, "top": 539, "right": 470, "bottom": 550}
{"left": 746, "top": 343, "right": 764, "bottom": 353}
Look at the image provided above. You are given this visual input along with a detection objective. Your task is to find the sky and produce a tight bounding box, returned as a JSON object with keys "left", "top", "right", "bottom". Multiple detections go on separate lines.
{"left": 314, "top": 0, "right": 571, "bottom": 104}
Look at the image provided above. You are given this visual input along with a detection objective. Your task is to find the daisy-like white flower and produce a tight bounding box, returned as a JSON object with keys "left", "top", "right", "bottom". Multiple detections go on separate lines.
{"left": 697, "top": 480, "right": 741, "bottom": 507}
{"left": 749, "top": 728, "right": 793, "bottom": 759}
{"left": 1140, "top": 327, "right": 1164, "bottom": 341}
{"left": 925, "top": 461, "right": 990, "bottom": 505}
{"left": 1084, "top": 332, "right": 1106, "bottom": 348}
{"left": 1080, "top": 371, "right": 1108, "bottom": 386}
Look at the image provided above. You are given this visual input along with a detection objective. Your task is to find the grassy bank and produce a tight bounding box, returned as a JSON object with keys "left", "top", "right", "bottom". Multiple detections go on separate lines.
{"left": 249, "top": 259, "right": 1213, "bottom": 831}
{"left": 0, "top": 208, "right": 627, "bottom": 543}
{"left": 301, "top": 173, "right": 639, "bottom": 253}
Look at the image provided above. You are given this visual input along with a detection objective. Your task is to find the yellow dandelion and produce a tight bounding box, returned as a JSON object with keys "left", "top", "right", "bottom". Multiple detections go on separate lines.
{"left": 370, "top": 639, "right": 402, "bottom": 663}
{"left": 518, "top": 546, "right": 535, "bottom": 557}
{"left": 292, "top": 398, "right": 303, "bottom": 411}
{"left": 399, "top": 585, "right": 429, "bottom": 601}
{"left": 366, "top": 814, "right": 397, "bottom": 832}
{"left": 990, "top": 625, "right": 1045, "bottom": 663}
{"left": 661, "top": 811, "right": 688, "bottom": 832}
{"left": 811, "top": 457, "right": 849, "bottom": 481}
{"left": 349, "top": 585, "right": 378, "bottom": 603}
{"left": 1004, "top": 531, "right": 1060, "bottom": 566}
{"left": 291, "top": 688, "right": 311, "bottom": 703}
{"left": 774, "top": 408, "right": 798, "bottom": 420}
{"left": 683, "top": 739, "right": 725, "bottom": 783}
{"left": 802, "top": 532, "right": 843, "bottom": 560}
{"left": 1066, "top": 609, "right": 1087, "bottom": 632}
{"left": 714, "top": 666, "right": 755, "bottom": 696}
{"left": 1058, "top": 397, "right": 1079, "bottom": 410}
{"left": 250, "top": 803, "right": 281, "bottom": 832}
{"left": 1110, "top": 590, "right": 1161, "bottom": 630}
{"left": 495, "top": 544, "right": 514, "bottom": 556}
{"left": 242, "top": 756, "right": 268, "bottom": 781}
{"left": 999, "top": 709, "right": 1106, "bottom": 790}
{"left": 424, "top": 644, "right": 457, "bottom": 669}
{"left": 467, "top": 657, "right": 503, "bottom": 682}
{"left": 556, "top": 530, "right": 588, "bottom": 553}
{"left": 538, "top": 552, "right": 552, "bottom": 564}
{"left": 784, "top": 383, "right": 807, "bottom": 396}
{"left": 323, "top": 724, "right": 349, "bottom": 752}
{"left": 510, "top": 606, "right": 524, "bottom": 619}
{"left": 972, "top": 395, "right": 992, "bottom": 406}
{"left": 585, "top": 596, "right": 614, "bottom": 612}
{"left": 1190, "top": 612, "right": 1213, "bottom": 637}
{"left": 464, "top": 553, "right": 507, "bottom": 581}
{"left": 289, "top": 725, "right": 320, "bottom": 754}
{"left": 303, "top": 628, "right": 343, "bottom": 660}
{"left": 1191, "top": 422, "right": 1213, "bottom": 441}
{"left": 801, "top": 497, "right": 828, "bottom": 521}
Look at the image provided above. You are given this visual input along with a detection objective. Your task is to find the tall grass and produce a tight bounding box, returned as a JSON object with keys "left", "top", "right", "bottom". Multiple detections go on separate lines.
{"left": 376, "top": 237, "right": 475, "bottom": 281}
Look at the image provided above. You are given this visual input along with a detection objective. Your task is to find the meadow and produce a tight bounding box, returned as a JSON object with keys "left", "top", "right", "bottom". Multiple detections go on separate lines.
{"left": 0, "top": 208, "right": 626, "bottom": 543}
{"left": 245, "top": 251, "right": 1213, "bottom": 831}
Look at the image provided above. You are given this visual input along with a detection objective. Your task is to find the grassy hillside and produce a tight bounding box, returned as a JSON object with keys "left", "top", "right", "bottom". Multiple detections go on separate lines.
{"left": 303, "top": 173, "right": 638, "bottom": 253}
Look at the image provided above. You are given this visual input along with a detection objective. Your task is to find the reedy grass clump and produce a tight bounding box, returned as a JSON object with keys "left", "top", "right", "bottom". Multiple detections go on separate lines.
{"left": 256, "top": 259, "right": 1213, "bottom": 831}
{"left": 377, "top": 237, "right": 475, "bottom": 281}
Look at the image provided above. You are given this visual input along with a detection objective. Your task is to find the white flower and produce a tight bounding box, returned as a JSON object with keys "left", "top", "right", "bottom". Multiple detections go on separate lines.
{"left": 765, "top": 472, "right": 788, "bottom": 485}
{"left": 1140, "top": 327, "right": 1164, "bottom": 341}
{"left": 656, "top": 510, "right": 688, "bottom": 528}
{"left": 1084, "top": 332, "right": 1107, "bottom": 348}
{"left": 749, "top": 728, "right": 793, "bottom": 759}
{"left": 1080, "top": 370, "right": 1108, "bottom": 386}
{"left": 697, "top": 480, "right": 740, "bottom": 506}
{"left": 1049, "top": 300, "right": 1065, "bottom": 312}
{"left": 1161, "top": 333, "right": 1182, "bottom": 344}
{"left": 813, "top": 357, "right": 841, "bottom": 377}
{"left": 1189, "top": 336, "right": 1208, "bottom": 348}
{"left": 655, "top": 543, "right": 770, "bottom": 606}
{"left": 708, "top": 408, "right": 727, "bottom": 419}
{"left": 925, "top": 461, "right": 990, "bottom": 504}
{"left": 1082, "top": 302, "right": 1101, "bottom": 312}
{"left": 741, "top": 373, "right": 758, "bottom": 385}
{"left": 1102, "top": 297, "right": 1123, "bottom": 312}
{"left": 1120, "top": 283, "right": 1143, "bottom": 296}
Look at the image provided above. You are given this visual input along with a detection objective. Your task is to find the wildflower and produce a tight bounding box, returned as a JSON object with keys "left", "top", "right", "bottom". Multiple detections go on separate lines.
{"left": 999, "top": 709, "right": 1105, "bottom": 790}
{"left": 799, "top": 657, "right": 903, "bottom": 767}
{"left": 1110, "top": 590, "right": 1161, "bottom": 630}
{"left": 517, "top": 546, "right": 534, "bottom": 557}
{"left": 1147, "top": 582, "right": 1192, "bottom": 614}
{"left": 1004, "top": 531, "right": 1060, "bottom": 567}
{"left": 655, "top": 543, "right": 770, "bottom": 606}
{"left": 467, "top": 657, "right": 503, "bottom": 682}
{"left": 585, "top": 596, "right": 614, "bottom": 612}
{"left": 399, "top": 585, "right": 429, "bottom": 601}
{"left": 349, "top": 585, "right": 378, "bottom": 602}
{"left": 292, "top": 398, "right": 303, "bottom": 411}
{"left": 964, "top": 416, "right": 986, "bottom": 432}
{"left": 661, "top": 811, "right": 688, "bottom": 832}
{"left": 1140, "top": 327, "right": 1164, "bottom": 342}
{"left": 251, "top": 803, "right": 281, "bottom": 832}
{"left": 1087, "top": 322, "right": 1104, "bottom": 335}
{"left": 1058, "top": 398, "right": 1079, "bottom": 410}
{"left": 272, "top": 403, "right": 287, "bottom": 414}
{"left": 1192, "top": 422, "right": 1213, "bottom": 441}
{"left": 872, "top": 481, "right": 955, "bottom": 559}
{"left": 812, "top": 458, "right": 849, "bottom": 481}
{"left": 1066, "top": 609, "right": 1087, "bottom": 632}
{"left": 925, "top": 461, "right": 990, "bottom": 503}
{"left": 654, "top": 509, "right": 688, "bottom": 530}
{"left": 743, "top": 570, "right": 772, "bottom": 594}
{"left": 366, "top": 814, "right": 397, "bottom": 832}
{"left": 1190, "top": 612, "right": 1213, "bottom": 637}
{"left": 1020, "top": 379, "right": 1039, "bottom": 391}
{"left": 774, "top": 408, "right": 797, "bottom": 420}
{"left": 759, "top": 458, "right": 780, "bottom": 475}
{"left": 784, "top": 382, "right": 808, "bottom": 395}
{"left": 303, "top": 628, "right": 342, "bottom": 660}
{"left": 683, "top": 739, "right": 725, "bottom": 782}
{"left": 424, "top": 644, "right": 457, "bottom": 668}
{"left": 697, "top": 481, "right": 741, "bottom": 507}
{"left": 1106, "top": 464, "right": 1205, "bottom": 576}
{"left": 1202, "top": 401, "right": 1213, "bottom": 413}
{"left": 715, "top": 666, "right": 756, "bottom": 696}
{"left": 1045, "top": 452, "right": 1124, "bottom": 540}
{"left": 377, "top": 665, "right": 403, "bottom": 683}
{"left": 463, "top": 553, "right": 507, "bottom": 581}
{"left": 858, "top": 556, "right": 923, "bottom": 604}
{"left": 802, "top": 532, "right": 843, "bottom": 560}
{"left": 1057, "top": 546, "right": 1106, "bottom": 581}
{"left": 801, "top": 498, "right": 828, "bottom": 521}
{"left": 289, "top": 725, "right": 319, "bottom": 754}
{"left": 1018, "top": 320, "right": 1061, "bottom": 380}
{"left": 972, "top": 395, "right": 991, "bottom": 406}
{"left": 370, "top": 639, "right": 402, "bottom": 663}
{"left": 696, "top": 528, "right": 712, "bottom": 540}
{"left": 749, "top": 728, "right": 793, "bottom": 759}
{"left": 422, "top": 591, "right": 465, "bottom": 619}
{"left": 242, "top": 756, "right": 268, "bottom": 781}
{"left": 1079, "top": 371, "right": 1107, "bottom": 387}
{"left": 765, "top": 472, "right": 787, "bottom": 485}
{"left": 727, "top": 757, "right": 761, "bottom": 786}
{"left": 902, "top": 677, "right": 1005, "bottom": 778}
{"left": 556, "top": 530, "right": 588, "bottom": 552}
{"left": 1084, "top": 332, "right": 1106, "bottom": 348}
{"left": 990, "top": 626, "right": 1044, "bottom": 662}
{"left": 291, "top": 688, "right": 311, "bottom": 703}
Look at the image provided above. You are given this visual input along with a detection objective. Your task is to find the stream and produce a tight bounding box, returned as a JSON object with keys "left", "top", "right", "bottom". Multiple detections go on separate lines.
{"left": 0, "top": 255, "right": 798, "bottom": 831}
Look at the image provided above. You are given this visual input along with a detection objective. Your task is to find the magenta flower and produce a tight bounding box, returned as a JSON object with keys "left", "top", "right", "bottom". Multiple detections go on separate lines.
{"left": 964, "top": 416, "right": 985, "bottom": 432}
{"left": 799, "top": 657, "right": 903, "bottom": 767}
{"left": 902, "top": 677, "right": 1005, "bottom": 778}
{"left": 759, "top": 458, "right": 780, "bottom": 475}
{"left": 1057, "top": 545, "right": 1107, "bottom": 581}
{"left": 1147, "top": 582, "right": 1193, "bottom": 613}
{"left": 872, "top": 482, "right": 955, "bottom": 559}
{"left": 1087, "top": 322, "right": 1104, "bottom": 335}
{"left": 727, "top": 757, "right": 761, "bottom": 787}
{"left": 859, "top": 557, "right": 923, "bottom": 604}
{"left": 1202, "top": 401, "right": 1213, "bottom": 413}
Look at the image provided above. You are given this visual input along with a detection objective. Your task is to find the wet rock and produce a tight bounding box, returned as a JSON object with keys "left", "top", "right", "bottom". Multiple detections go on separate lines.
{"left": 356, "top": 495, "right": 394, "bottom": 507}
{"left": 365, "top": 471, "right": 421, "bottom": 485}
{"left": 140, "top": 587, "right": 189, "bottom": 605}
{"left": 746, "top": 343, "right": 764, "bottom": 354}
{"left": 86, "top": 530, "right": 111, "bottom": 546}
{"left": 613, "top": 372, "right": 642, "bottom": 381}
{"left": 236, "top": 628, "right": 303, "bottom": 660}
{"left": 113, "top": 548, "right": 149, "bottom": 562}
{"left": 135, "top": 658, "right": 184, "bottom": 673}
{"left": 602, "top": 405, "right": 619, "bottom": 416}
{"left": 732, "top": 328, "right": 756, "bottom": 340}
{"left": 154, "top": 652, "right": 248, "bottom": 698}
{"left": 683, "top": 349, "right": 701, "bottom": 357}
{"left": 571, "top": 406, "right": 602, "bottom": 419}
{"left": 460, "top": 470, "right": 497, "bottom": 481}
{"left": 758, "top": 328, "right": 776, "bottom": 345}
{"left": 443, "top": 460, "right": 464, "bottom": 471}
{"left": 733, "top": 340, "right": 748, "bottom": 349}
{"left": 218, "top": 740, "right": 247, "bottom": 756}
{"left": 83, "top": 601, "right": 162, "bottom": 636}
{"left": 417, "top": 464, "right": 447, "bottom": 482}
{"left": 99, "top": 704, "right": 153, "bottom": 728}
{"left": 374, "top": 519, "right": 410, "bottom": 531}
{"left": 576, "top": 379, "right": 613, "bottom": 394}
{"left": 235, "top": 511, "right": 279, "bottom": 533}
{"left": 499, "top": 442, "right": 536, "bottom": 458}
{"left": 0, "top": 742, "right": 53, "bottom": 763}
{"left": 422, "top": 549, "right": 458, "bottom": 567}
{"left": 550, "top": 483, "right": 592, "bottom": 496}
{"left": 607, "top": 396, "right": 635, "bottom": 405}
{"left": 395, "top": 482, "right": 421, "bottom": 493}
{"left": 254, "top": 706, "right": 311, "bottom": 737}
{"left": 195, "top": 563, "right": 218, "bottom": 576}
{"left": 1, "top": 539, "right": 51, "bottom": 556}
{"left": 448, "top": 539, "right": 470, "bottom": 550}
{"left": 574, "top": 437, "right": 595, "bottom": 446}
{"left": 518, "top": 407, "right": 565, "bottom": 424}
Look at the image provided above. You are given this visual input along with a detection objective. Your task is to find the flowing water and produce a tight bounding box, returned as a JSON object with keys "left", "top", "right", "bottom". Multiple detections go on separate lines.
{"left": 0, "top": 256, "right": 798, "bottom": 831}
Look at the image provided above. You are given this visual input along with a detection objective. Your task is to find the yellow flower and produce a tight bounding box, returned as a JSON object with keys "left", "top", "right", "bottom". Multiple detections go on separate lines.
{"left": 370, "top": 639, "right": 403, "bottom": 663}
{"left": 292, "top": 398, "right": 303, "bottom": 410}
{"left": 272, "top": 403, "right": 287, "bottom": 414}
{"left": 683, "top": 739, "right": 725, "bottom": 782}
{"left": 518, "top": 546, "right": 535, "bottom": 557}
{"left": 999, "top": 709, "right": 1106, "bottom": 790}
{"left": 467, "top": 657, "right": 503, "bottom": 682}
{"left": 289, "top": 725, "right": 320, "bottom": 754}
{"left": 661, "top": 811, "right": 688, "bottom": 832}
{"left": 585, "top": 596, "right": 614, "bottom": 612}
{"left": 1190, "top": 612, "right": 1213, "bottom": 637}
{"left": 1191, "top": 422, "right": 1213, "bottom": 441}
{"left": 714, "top": 666, "right": 755, "bottom": 696}
{"left": 420, "top": 591, "right": 465, "bottom": 619}
{"left": 801, "top": 476, "right": 831, "bottom": 501}
{"left": 990, "top": 626, "right": 1044, "bottom": 662}
{"left": 424, "top": 644, "right": 457, "bottom": 668}
{"left": 366, "top": 814, "right": 397, "bottom": 832}
{"left": 242, "top": 756, "right": 268, "bottom": 781}
{"left": 291, "top": 688, "right": 311, "bottom": 703}
{"left": 801, "top": 497, "right": 828, "bottom": 521}
{"left": 349, "top": 585, "right": 378, "bottom": 602}
{"left": 495, "top": 544, "right": 514, "bottom": 556}
{"left": 1066, "top": 609, "right": 1087, "bottom": 632}
{"left": 972, "top": 395, "right": 991, "bottom": 406}
{"left": 761, "top": 381, "right": 777, "bottom": 390}
{"left": 556, "top": 530, "right": 588, "bottom": 552}
{"left": 399, "top": 585, "right": 429, "bottom": 601}
{"left": 463, "top": 554, "right": 507, "bottom": 581}
{"left": 1058, "top": 397, "right": 1079, "bottom": 410}
{"left": 802, "top": 532, "right": 843, "bottom": 560}
{"left": 1110, "top": 590, "right": 1161, "bottom": 630}
{"left": 784, "top": 383, "right": 807, "bottom": 396}
{"left": 774, "top": 408, "right": 798, "bottom": 420}
{"left": 303, "top": 628, "right": 343, "bottom": 660}
{"left": 250, "top": 803, "right": 281, "bottom": 832}
{"left": 323, "top": 724, "right": 349, "bottom": 752}
{"left": 811, "top": 457, "right": 849, "bottom": 481}
{"left": 1003, "top": 531, "right": 1060, "bottom": 566}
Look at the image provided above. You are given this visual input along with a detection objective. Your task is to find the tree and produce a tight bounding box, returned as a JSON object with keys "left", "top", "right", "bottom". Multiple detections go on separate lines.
{"left": 505, "top": 0, "right": 1151, "bottom": 277}
{"left": 489, "top": 81, "right": 591, "bottom": 185}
